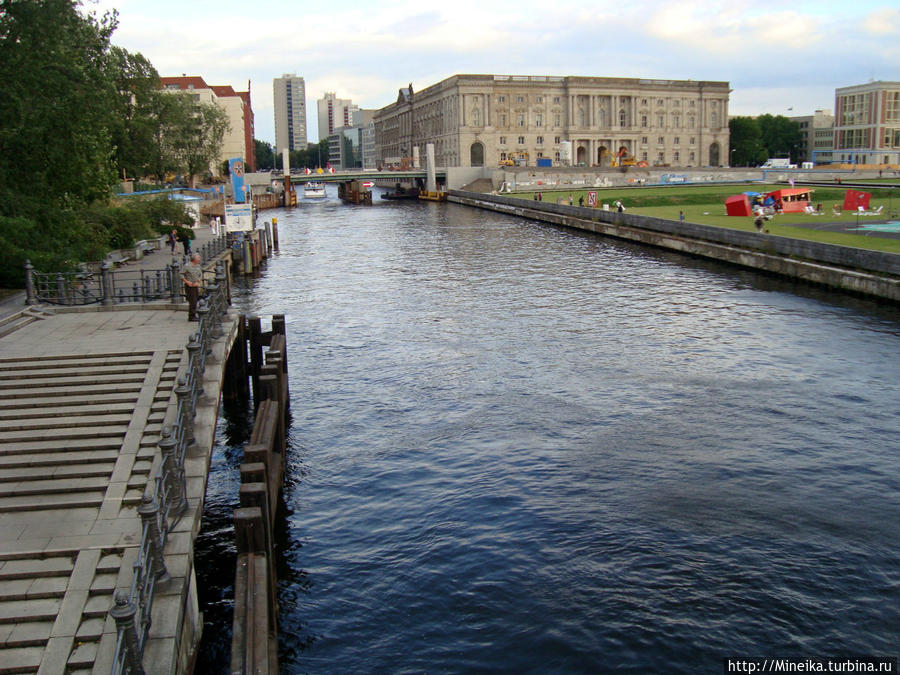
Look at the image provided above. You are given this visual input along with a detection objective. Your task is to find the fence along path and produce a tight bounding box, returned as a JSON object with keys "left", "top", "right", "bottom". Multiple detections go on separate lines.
{"left": 0, "top": 276, "right": 236, "bottom": 673}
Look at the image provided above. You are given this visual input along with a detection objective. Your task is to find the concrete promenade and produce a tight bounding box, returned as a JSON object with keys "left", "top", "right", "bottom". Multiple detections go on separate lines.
{"left": 0, "top": 224, "right": 236, "bottom": 674}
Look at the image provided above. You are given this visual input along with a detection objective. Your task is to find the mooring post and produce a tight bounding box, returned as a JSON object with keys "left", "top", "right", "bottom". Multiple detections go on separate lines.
{"left": 271, "top": 217, "right": 279, "bottom": 250}
{"left": 248, "top": 316, "right": 263, "bottom": 406}
{"left": 242, "top": 239, "right": 252, "bottom": 275}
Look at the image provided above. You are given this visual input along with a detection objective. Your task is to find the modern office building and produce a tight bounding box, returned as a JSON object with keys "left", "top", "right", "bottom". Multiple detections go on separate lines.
{"left": 273, "top": 74, "right": 307, "bottom": 153}
{"left": 160, "top": 76, "right": 256, "bottom": 174}
{"left": 833, "top": 81, "right": 900, "bottom": 165}
{"left": 789, "top": 109, "right": 834, "bottom": 165}
{"left": 373, "top": 74, "right": 731, "bottom": 168}
{"left": 318, "top": 92, "right": 358, "bottom": 141}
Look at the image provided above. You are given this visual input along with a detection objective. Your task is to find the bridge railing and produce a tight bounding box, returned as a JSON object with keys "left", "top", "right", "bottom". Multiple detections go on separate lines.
{"left": 23, "top": 232, "right": 229, "bottom": 306}
{"left": 108, "top": 262, "right": 230, "bottom": 675}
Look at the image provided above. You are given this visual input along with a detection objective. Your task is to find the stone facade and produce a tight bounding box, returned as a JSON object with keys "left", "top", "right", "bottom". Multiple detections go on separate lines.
{"left": 374, "top": 74, "right": 730, "bottom": 169}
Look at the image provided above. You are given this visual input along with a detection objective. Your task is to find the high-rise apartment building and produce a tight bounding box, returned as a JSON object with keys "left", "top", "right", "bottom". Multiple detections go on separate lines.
{"left": 318, "top": 92, "right": 358, "bottom": 141}
{"left": 273, "top": 74, "right": 307, "bottom": 153}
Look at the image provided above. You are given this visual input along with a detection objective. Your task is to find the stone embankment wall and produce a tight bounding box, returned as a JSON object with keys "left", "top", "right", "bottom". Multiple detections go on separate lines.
{"left": 449, "top": 190, "right": 900, "bottom": 302}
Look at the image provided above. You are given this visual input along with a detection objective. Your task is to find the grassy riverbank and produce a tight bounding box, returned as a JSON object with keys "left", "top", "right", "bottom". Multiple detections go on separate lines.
{"left": 509, "top": 184, "right": 900, "bottom": 254}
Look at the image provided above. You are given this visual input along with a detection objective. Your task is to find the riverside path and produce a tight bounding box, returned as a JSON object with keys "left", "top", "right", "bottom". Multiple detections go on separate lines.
{"left": 0, "top": 223, "right": 238, "bottom": 674}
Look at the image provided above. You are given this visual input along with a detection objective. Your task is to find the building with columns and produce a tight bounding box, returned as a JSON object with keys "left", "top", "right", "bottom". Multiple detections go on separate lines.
{"left": 373, "top": 74, "right": 731, "bottom": 169}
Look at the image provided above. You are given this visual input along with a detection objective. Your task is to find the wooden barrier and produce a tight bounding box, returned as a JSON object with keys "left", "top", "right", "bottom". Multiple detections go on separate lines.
{"left": 228, "top": 315, "right": 289, "bottom": 675}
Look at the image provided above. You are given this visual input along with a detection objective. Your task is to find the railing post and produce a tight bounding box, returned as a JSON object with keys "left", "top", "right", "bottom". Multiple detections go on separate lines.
{"left": 170, "top": 260, "right": 182, "bottom": 304}
{"left": 138, "top": 495, "right": 170, "bottom": 583}
{"left": 56, "top": 273, "right": 66, "bottom": 305}
{"left": 101, "top": 261, "right": 114, "bottom": 306}
{"left": 24, "top": 260, "right": 37, "bottom": 305}
{"left": 110, "top": 592, "right": 146, "bottom": 675}
{"left": 158, "top": 426, "right": 188, "bottom": 518}
{"left": 186, "top": 334, "right": 204, "bottom": 398}
{"left": 174, "top": 379, "right": 195, "bottom": 447}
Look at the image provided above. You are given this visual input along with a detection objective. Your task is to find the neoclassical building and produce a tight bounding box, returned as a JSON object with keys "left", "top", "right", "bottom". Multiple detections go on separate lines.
{"left": 374, "top": 74, "right": 731, "bottom": 169}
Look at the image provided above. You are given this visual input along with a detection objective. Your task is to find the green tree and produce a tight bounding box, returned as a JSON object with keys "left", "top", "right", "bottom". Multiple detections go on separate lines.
{"left": 255, "top": 139, "right": 275, "bottom": 170}
{"left": 757, "top": 114, "right": 803, "bottom": 163}
{"left": 170, "top": 97, "right": 230, "bottom": 186}
{"left": 0, "top": 0, "right": 120, "bottom": 214}
{"left": 729, "top": 117, "right": 767, "bottom": 166}
{"left": 107, "top": 46, "right": 161, "bottom": 180}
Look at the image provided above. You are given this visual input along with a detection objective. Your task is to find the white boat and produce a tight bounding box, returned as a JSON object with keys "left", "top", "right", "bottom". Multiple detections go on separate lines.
{"left": 304, "top": 181, "right": 326, "bottom": 199}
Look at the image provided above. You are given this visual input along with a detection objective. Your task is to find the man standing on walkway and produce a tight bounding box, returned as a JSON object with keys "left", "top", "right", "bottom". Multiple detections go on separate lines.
{"left": 181, "top": 253, "right": 203, "bottom": 321}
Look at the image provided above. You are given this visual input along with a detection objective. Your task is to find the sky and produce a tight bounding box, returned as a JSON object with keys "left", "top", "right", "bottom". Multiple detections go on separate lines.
{"left": 85, "top": 0, "right": 900, "bottom": 145}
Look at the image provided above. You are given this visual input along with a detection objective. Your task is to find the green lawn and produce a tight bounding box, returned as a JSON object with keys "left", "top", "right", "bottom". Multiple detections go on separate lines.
{"left": 510, "top": 184, "right": 900, "bottom": 254}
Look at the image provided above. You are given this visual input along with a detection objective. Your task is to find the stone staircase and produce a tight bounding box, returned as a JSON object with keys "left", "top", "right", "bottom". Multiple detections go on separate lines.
{"left": 0, "top": 349, "right": 183, "bottom": 673}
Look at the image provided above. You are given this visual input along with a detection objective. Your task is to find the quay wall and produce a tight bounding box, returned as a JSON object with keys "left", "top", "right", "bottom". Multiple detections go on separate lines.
{"left": 449, "top": 190, "right": 900, "bottom": 302}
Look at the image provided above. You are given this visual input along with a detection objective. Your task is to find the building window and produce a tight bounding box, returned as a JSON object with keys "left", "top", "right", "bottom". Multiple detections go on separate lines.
{"left": 657, "top": 115, "right": 665, "bottom": 127}
{"left": 690, "top": 100, "right": 695, "bottom": 107}
{"left": 673, "top": 115, "right": 680, "bottom": 128}
{"left": 518, "top": 114, "right": 525, "bottom": 127}
{"left": 674, "top": 137, "right": 680, "bottom": 145}
{"left": 688, "top": 117, "right": 695, "bottom": 128}
{"left": 518, "top": 136, "right": 525, "bottom": 144}
{"left": 673, "top": 151, "right": 680, "bottom": 162}
{"left": 641, "top": 99, "right": 647, "bottom": 105}
{"left": 886, "top": 92, "right": 900, "bottom": 122}
{"left": 517, "top": 96, "right": 524, "bottom": 103}
{"left": 619, "top": 109, "right": 626, "bottom": 126}
{"left": 641, "top": 115, "right": 647, "bottom": 128}
{"left": 553, "top": 96, "right": 560, "bottom": 103}
{"left": 690, "top": 151, "right": 695, "bottom": 161}
{"left": 658, "top": 136, "right": 664, "bottom": 144}
{"left": 555, "top": 151, "right": 561, "bottom": 160}
{"left": 536, "top": 114, "right": 543, "bottom": 127}
{"left": 711, "top": 112, "right": 718, "bottom": 128}
{"left": 641, "top": 136, "right": 648, "bottom": 144}
{"left": 690, "top": 136, "right": 695, "bottom": 145}
{"left": 499, "top": 136, "right": 506, "bottom": 145}
{"left": 536, "top": 136, "right": 544, "bottom": 145}
{"left": 674, "top": 100, "right": 680, "bottom": 107}
{"left": 641, "top": 151, "right": 648, "bottom": 161}
{"left": 536, "top": 96, "right": 543, "bottom": 103}
{"left": 554, "top": 114, "right": 561, "bottom": 126}
{"left": 500, "top": 152, "right": 507, "bottom": 160}
{"left": 500, "top": 114, "right": 507, "bottom": 127}
{"left": 498, "top": 95, "right": 506, "bottom": 103}
{"left": 554, "top": 136, "right": 561, "bottom": 144}
{"left": 537, "top": 151, "right": 544, "bottom": 158}
{"left": 658, "top": 152, "right": 665, "bottom": 162}
{"left": 658, "top": 99, "right": 664, "bottom": 106}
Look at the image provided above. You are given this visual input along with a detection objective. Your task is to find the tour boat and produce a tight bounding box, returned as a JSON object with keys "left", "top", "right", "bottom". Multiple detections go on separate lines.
{"left": 304, "top": 181, "right": 326, "bottom": 199}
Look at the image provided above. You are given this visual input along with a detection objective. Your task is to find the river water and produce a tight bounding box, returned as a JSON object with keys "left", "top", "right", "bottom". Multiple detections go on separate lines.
{"left": 194, "top": 191, "right": 900, "bottom": 673}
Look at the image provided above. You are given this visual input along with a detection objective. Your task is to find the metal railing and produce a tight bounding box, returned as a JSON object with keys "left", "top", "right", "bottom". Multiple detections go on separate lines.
{"left": 24, "top": 232, "right": 229, "bottom": 306}
{"left": 108, "top": 262, "right": 230, "bottom": 675}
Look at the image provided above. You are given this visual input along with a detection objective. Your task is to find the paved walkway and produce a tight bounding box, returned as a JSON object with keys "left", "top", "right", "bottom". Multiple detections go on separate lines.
{"left": 0, "top": 256, "right": 237, "bottom": 673}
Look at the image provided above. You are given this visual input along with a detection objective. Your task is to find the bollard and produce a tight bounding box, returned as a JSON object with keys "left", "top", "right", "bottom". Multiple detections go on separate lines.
{"left": 24, "top": 260, "right": 37, "bottom": 305}
{"left": 264, "top": 221, "right": 273, "bottom": 255}
{"left": 138, "top": 494, "right": 170, "bottom": 583}
{"left": 101, "top": 261, "right": 114, "bottom": 306}
{"left": 271, "top": 218, "right": 279, "bottom": 249}
{"left": 242, "top": 240, "right": 252, "bottom": 275}
{"left": 110, "top": 592, "right": 146, "bottom": 675}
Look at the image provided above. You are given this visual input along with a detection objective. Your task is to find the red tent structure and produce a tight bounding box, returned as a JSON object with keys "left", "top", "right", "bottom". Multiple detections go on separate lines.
{"left": 765, "top": 188, "right": 814, "bottom": 213}
{"left": 725, "top": 194, "right": 753, "bottom": 216}
{"left": 842, "top": 190, "right": 871, "bottom": 212}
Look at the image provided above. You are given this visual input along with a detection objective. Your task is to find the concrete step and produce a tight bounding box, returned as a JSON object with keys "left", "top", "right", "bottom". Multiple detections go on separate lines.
{"left": 0, "top": 577, "right": 68, "bottom": 602}
{"left": 0, "top": 414, "right": 132, "bottom": 433}
{"left": 0, "top": 316, "right": 36, "bottom": 340}
{"left": 0, "top": 476, "right": 111, "bottom": 498}
{"left": 0, "top": 492, "right": 105, "bottom": 513}
{"left": 0, "top": 404, "right": 135, "bottom": 421}
{"left": 0, "top": 644, "right": 44, "bottom": 672}
{"left": 0, "top": 364, "right": 150, "bottom": 381}
{"left": 0, "top": 392, "right": 140, "bottom": 412}
{"left": 0, "top": 373, "right": 145, "bottom": 391}
{"left": 0, "top": 450, "right": 119, "bottom": 469}
{"left": 0, "top": 463, "right": 116, "bottom": 483}
{"left": 0, "top": 597, "right": 63, "bottom": 624}
{"left": 0, "top": 557, "right": 75, "bottom": 581}
{"left": 0, "top": 384, "right": 143, "bottom": 399}
{"left": 0, "top": 352, "right": 154, "bottom": 366}
{"left": 0, "top": 620, "right": 52, "bottom": 648}
{"left": 0, "top": 426, "right": 127, "bottom": 445}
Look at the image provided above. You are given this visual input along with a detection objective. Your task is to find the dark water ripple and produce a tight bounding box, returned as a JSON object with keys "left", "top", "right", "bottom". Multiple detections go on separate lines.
{"left": 196, "top": 194, "right": 900, "bottom": 673}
